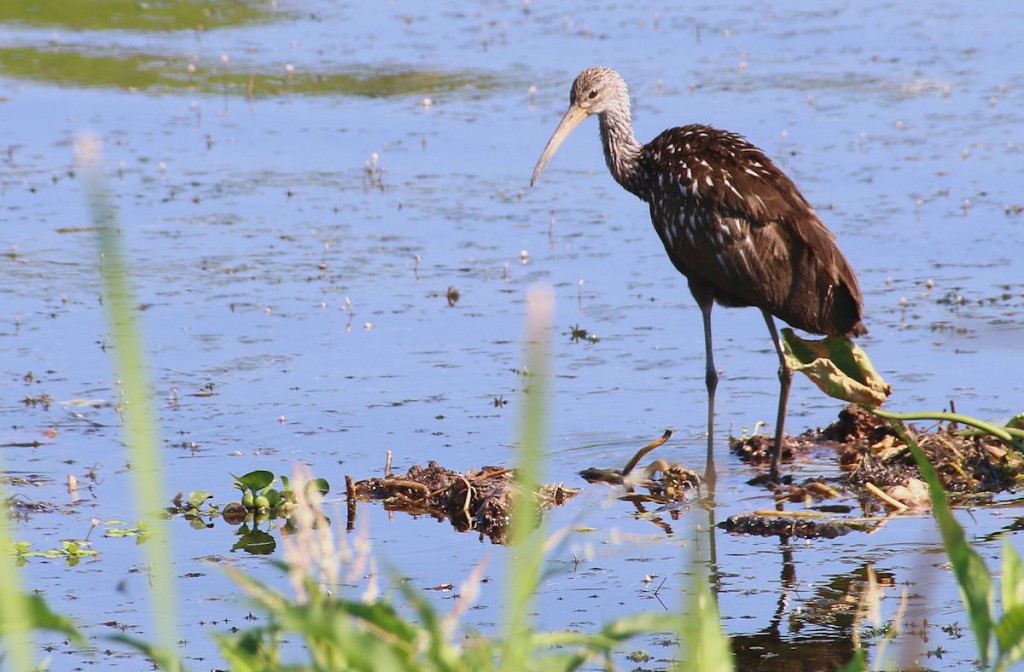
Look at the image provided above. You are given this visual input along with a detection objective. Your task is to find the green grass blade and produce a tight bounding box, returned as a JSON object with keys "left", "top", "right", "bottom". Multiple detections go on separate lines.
{"left": 1002, "top": 540, "right": 1024, "bottom": 613}
{"left": 532, "top": 612, "right": 675, "bottom": 671}
{"left": 995, "top": 541, "right": 1024, "bottom": 668}
{"left": 111, "top": 633, "right": 193, "bottom": 672}
{"left": 886, "top": 418, "right": 994, "bottom": 666}
{"left": 994, "top": 605, "right": 1024, "bottom": 670}
{"left": 680, "top": 565, "right": 734, "bottom": 672}
{"left": 0, "top": 476, "right": 35, "bottom": 669}
{"left": 501, "top": 285, "right": 554, "bottom": 672}
{"left": 20, "top": 593, "right": 87, "bottom": 646}
{"left": 75, "top": 133, "right": 181, "bottom": 669}
{"left": 837, "top": 649, "right": 868, "bottom": 671}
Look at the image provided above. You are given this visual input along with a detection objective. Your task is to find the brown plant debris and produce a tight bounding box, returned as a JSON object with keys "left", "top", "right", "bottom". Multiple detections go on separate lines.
{"left": 579, "top": 430, "right": 701, "bottom": 504}
{"left": 721, "top": 404, "right": 1024, "bottom": 537}
{"left": 731, "top": 404, "right": 1024, "bottom": 499}
{"left": 771, "top": 478, "right": 847, "bottom": 506}
{"left": 730, "top": 432, "right": 798, "bottom": 466}
{"left": 831, "top": 404, "right": 1024, "bottom": 496}
{"left": 346, "top": 459, "right": 577, "bottom": 544}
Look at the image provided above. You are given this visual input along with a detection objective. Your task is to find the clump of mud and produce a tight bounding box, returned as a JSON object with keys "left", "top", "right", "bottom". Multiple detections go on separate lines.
{"left": 346, "top": 458, "right": 575, "bottom": 544}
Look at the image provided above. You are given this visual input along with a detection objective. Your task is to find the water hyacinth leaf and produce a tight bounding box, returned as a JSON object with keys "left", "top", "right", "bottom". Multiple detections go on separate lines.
{"left": 231, "top": 527, "right": 276, "bottom": 555}
{"left": 263, "top": 488, "right": 282, "bottom": 509}
{"left": 780, "top": 329, "right": 891, "bottom": 407}
{"left": 105, "top": 525, "right": 144, "bottom": 538}
{"left": 311, "top": 477, "right": 330, "bottom": 495}
{"left": 233, "top": 470, "right": 275, "bottom": 493}
{"left": 187, "top": 491, "right": 214, "bottom": 508}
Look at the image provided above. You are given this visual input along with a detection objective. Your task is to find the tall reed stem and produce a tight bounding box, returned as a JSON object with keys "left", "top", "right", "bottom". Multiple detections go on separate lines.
{"left": 76, "top": 133, "right": 180, "bottom": 668}
{"left": 501, "top": 285, "right": 554, "bottom": 671}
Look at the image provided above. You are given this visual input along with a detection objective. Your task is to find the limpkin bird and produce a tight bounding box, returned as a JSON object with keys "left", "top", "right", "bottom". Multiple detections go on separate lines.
{"left": 530, "top": 67, "right": 866, "bottom": 481}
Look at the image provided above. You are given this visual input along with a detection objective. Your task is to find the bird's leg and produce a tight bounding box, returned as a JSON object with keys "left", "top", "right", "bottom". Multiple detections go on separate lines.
{"left": 700, "top": 300, "right": 718, "bottom": 483}
{"left": 761, "top": 310, "right": 792, "bottom": 482}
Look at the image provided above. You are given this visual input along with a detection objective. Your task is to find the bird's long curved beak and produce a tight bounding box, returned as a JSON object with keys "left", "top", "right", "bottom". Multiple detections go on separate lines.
{"left": 530, "top": 104, "right": 590, "bottom": 186}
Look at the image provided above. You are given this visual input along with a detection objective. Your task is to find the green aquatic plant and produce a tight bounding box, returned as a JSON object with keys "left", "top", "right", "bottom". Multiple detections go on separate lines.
{"left": 10, "top": 539, "right": 99, "bottom": 566}
{"left": 233, "top": 469, "right": 277, "bottom": 512}
{"left": 567, "top": 323, "right": 599, "bottom": 344}
{"left": 0, "top": 0, "right": 284, "bottom": 32}
{"left": 0, "top": 45, "right": 506, "bottom": 99}
{"left": 232, "top": 469, "right": 330, "bottom": 516}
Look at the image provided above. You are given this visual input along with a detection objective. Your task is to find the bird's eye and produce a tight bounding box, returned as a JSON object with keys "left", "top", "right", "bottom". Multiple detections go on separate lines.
{"left": 588, "top": 89, "right": 598, "bottom": 99}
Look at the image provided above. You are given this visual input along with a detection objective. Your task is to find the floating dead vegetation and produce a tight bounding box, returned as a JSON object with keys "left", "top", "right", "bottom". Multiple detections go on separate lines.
{"left": 346, "top": 434, "right": 698, "bottom": 542}
{"left": 345, "top": 452, "right": 577, "bottom": 544}
{"left": 5, "top": 494, "right": 56, "bottom": 516}
{"left": 834, "top": 405, "right": 1024, "bottom": 497}
{"left": 344, "top": 402, "right": 1022, "bottom": 542}
{"left": 725, "top": 403, "right": 1024, "bottom": 537}
{"left": 733, "top": 404, "right": 1024, "bottom": 501}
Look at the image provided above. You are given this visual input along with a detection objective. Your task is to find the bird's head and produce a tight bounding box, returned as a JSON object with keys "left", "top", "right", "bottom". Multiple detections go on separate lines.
{"left": 569, "top": 67, "right": 628, "bottom": 115}
{"left": 531, "top": 67, "right": 629, "bottom": 186}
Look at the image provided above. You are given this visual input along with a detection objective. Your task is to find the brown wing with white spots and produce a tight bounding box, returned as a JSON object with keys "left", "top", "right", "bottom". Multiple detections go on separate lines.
{"left": 641, "top": 125, "right": 866, "bottom": 337}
